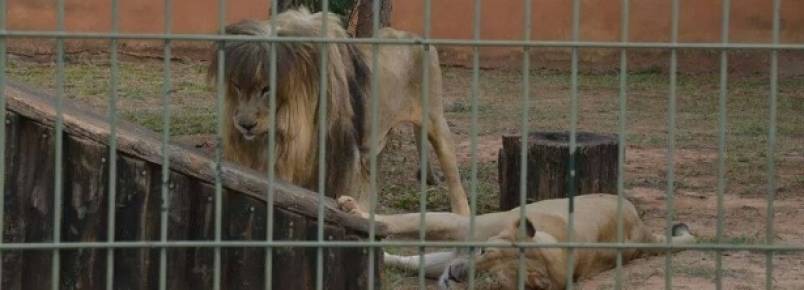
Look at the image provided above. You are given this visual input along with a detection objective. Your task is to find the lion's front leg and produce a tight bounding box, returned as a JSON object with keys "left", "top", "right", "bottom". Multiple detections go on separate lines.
{"left": 336, "top": 196, "right": 470, "bottom": 240}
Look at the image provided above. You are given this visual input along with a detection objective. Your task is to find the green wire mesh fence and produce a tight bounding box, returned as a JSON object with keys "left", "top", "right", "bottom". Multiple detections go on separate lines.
{"left": 0, "top": 0, "right": 799, "bottom": 290}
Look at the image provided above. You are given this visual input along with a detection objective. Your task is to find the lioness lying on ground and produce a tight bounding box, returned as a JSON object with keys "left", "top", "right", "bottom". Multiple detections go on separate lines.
{"left": 338, "top": 193, "right": 696, "bottom": 290}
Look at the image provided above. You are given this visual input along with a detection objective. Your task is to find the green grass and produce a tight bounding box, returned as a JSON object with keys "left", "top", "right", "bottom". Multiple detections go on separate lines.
{"left": 8, "top": 56, "right": 214, "bottom": 135}
{"left": 698, "top": 234, "right": 761, "bottom": 245}
{"left": 7, "top": 53, "right": 802, "bottom": 202}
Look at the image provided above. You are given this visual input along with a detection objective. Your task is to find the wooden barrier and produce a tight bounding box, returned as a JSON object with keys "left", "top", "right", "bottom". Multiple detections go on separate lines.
{"left": 1, "top": 81, "right": 384, "bottom": 290}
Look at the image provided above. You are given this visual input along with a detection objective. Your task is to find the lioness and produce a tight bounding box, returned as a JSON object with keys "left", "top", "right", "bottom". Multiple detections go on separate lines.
{"left": 338, "top": 194, "right": 696, "bottom": 289}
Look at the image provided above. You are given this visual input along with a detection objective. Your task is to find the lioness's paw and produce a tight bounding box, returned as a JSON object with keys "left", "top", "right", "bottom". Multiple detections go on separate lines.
{"left": 337, "top": 196, "right": 366, "bottom": 217}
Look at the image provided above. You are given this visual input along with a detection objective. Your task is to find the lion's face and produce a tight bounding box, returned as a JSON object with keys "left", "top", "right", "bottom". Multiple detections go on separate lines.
{"left": 230, "top": 82, "right": 272, "bottom": 141}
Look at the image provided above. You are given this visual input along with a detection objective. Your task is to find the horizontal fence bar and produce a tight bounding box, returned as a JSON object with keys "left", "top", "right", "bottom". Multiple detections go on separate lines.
{"left": 2, "top": 31, "right": 803, "bottom": 50}
{"left": 0, "top": 241, "right": 801, "bottom": 251}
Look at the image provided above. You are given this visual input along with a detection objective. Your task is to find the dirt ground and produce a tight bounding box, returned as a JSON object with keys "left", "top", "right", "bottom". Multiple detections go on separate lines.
{"left": 6, "top": 52, "right": 804, "bottom": 289}
{"left": 442, "top": 138, "right": 804, "bottom": 290}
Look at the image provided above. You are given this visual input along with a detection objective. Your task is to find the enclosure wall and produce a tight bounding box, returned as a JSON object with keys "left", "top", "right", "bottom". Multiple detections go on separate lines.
{"left": 6, "top": 0, "right": 804, "bottom": 68}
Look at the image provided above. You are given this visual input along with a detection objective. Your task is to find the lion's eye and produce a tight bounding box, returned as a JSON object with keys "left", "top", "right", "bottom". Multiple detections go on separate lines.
{"left": 261, "top": 86, "right": 270, "bottom": 95}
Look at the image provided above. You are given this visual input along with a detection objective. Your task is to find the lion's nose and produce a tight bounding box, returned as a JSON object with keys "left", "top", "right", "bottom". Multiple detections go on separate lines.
{"left": 240, "top": 121, "right": 257, "bottom": 131}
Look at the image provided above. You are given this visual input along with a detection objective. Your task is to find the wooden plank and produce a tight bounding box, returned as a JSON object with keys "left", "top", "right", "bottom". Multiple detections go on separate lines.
{"left": 4, "top": 82, "right": 384, "bottom": 290}
{"left": 342, "top": 232, "right": 381, "bottom": 290}
{"left": 61, "top": 135, "right": 109, "bottom": 290}
{"left": 221, "top": 188, "right": 266, "bottom": 290}
{"left": 113, "top": 155, "right": 158, "bottom": 290}
{"left": 305, "top": 223, "right": 345, "bottom": 290}
{"left": 323, "top": 225, "right": 345, "bottom": 290}
{"left": 271, "top": 208, "right": 310, "bottom": 290}
{"left": 5, "top": 82, "right": 383, "bottom": 235}
{"left": 15, "top": 117, "right": 56, "bottom": 290}
{"left": 187, "top": 182, "right": 216, "bottom": 290}
{"left": 2, "top": 112, "right": 22, "bottom": 290}
{"left": 166, "top": 171, "right": 193, "bottom": 290}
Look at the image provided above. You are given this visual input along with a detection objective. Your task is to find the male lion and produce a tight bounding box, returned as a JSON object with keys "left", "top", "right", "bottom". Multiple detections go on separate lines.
{"left": 338, "top": 194, "right": 697, "bottom": 290}
{"left": 208, "top": 8, "right": 470, "bottom": 215}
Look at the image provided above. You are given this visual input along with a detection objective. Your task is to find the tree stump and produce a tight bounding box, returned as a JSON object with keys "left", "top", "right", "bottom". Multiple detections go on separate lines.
{"left": 497, "top": 131, "right": 619, "bottom": 210}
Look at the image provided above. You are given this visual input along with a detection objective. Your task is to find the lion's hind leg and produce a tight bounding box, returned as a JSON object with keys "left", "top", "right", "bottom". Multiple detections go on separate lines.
{"left": 413, "top": 124, "right": 442, "bottom": 186}
{"left": 425, "top": 116, "right": 471, "bottom": 216}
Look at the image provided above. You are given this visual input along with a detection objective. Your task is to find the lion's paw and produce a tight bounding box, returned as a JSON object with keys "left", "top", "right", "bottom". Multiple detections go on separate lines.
{"left": 337, "top": 196, "right": 367, "bottom": 218}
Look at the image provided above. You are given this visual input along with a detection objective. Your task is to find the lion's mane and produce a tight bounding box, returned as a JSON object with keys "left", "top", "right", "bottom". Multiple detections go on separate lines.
{"left": 209, "top": 8, "right": 369, "bottom": 198}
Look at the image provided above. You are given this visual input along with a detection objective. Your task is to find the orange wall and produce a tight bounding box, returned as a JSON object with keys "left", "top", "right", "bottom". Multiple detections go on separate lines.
{"left": 390, "top": 0, "right": 804, "bottom": 43}
{"left": 8, "top": 0, "right": 270, "bottom": 33}
{"left": 390, "top": 0, "right": 803, "bottom": 68}
{"left": 7, "top": 0, "right": 803, "bottom": 68}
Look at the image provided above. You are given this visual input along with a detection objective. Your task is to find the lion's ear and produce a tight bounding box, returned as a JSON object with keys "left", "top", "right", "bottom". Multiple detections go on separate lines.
{"left": 514, "top": 218, "right": 536, "bottom": 239}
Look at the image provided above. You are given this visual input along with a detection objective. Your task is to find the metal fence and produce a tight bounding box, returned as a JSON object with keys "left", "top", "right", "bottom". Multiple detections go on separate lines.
{"left": 0, "top": 0, "right": 801, "bottom": 290}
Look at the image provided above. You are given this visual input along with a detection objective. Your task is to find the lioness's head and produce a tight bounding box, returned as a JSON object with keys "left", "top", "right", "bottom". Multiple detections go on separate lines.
{"left": 439, "top": 218, "right": 555, "bottom": 290}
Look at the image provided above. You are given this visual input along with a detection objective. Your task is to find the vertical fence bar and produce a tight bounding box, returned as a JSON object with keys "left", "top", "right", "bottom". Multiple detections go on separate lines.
{"left": 52, "top": 0, "right": 66, "bottom": 288}
{"left": 517, "top": 0, "right": 532, "bottom": 289}
{"left": 665, "top": 0, "right": 680, "bottom": 289}
{"left": 214, "top": 0, "right": 226, "bottom": 289}
{"left": 158, "top": 0, "right": 173, "bottom": 289}
{"left": 105, "top": 0, "right": 121, "bottom": 288}
{"left": 614, "top": 0, "right": 629, "bottom": 289}
{"left": 264, "top": 0, "right": 278, "bottom": 289}
{"left": 417, "top": 0, "right": 432, "bottom": 288}
{"left": 765, "top": 1, "right": 781, "bottom": 289}
{"left": 316, "top": 1, "right": 330, "bottom": 290}
{"left": 714, "top": 1, "right": 731, "bottom": 289}
{"left": 466, "top": 0, "right": 481, "bottom": 289}
{"left": 0, "top": 0, "right": 5, "bottom": 284}
{"left": 366, "top": 0, "right": 381, "bottom": 289}
{"left": 566, "top": 0, "right": 581, "bottom": 288}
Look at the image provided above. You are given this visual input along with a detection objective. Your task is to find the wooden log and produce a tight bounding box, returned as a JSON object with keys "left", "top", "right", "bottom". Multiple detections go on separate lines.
{"left": 271, "top": 208, "right": 311, "bottom": 290}
{"left": 353, "top": 0, "right": 392, "bottom": 37}
{"left": 16, "top": 118, "right": 57, "bottom": 290}
{"left": 113, "top": 155, "right": 159, "bottom": 290}
{"left": 304, "top": 224, "right": 345, "bottom": 290}
{"left": 61, "top": 135, "right": 109, "bottom": 290}
{"left": 3, "top": 80, "right": 385, "bottom": 290}
{"left": 5, "top": 81, "right": 382, "bottom": 234}
{"left": 221, "top": 188, "right": 266, "bottom": 290}
{"left": 187, "top": 182, "right": 217, "bottom": 290}
{"left": 166, "top": 171, "right": 194, "bottom": 290}
{"left": 2, "top": 112, "right": 23, "bottom": 290}
{"left": 497, "top": 131, "right": 619, "bottom": 210}
{"left": 341, "top": 235, "right": 382, "bottom": 290}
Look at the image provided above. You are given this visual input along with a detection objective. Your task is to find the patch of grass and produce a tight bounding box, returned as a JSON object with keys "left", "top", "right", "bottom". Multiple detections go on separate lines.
{"left": 444, "top": 100, "right": 493, "bottom": 113}
{"left": 124, "top": 108, "right": 216, "bottom": 136}
{"left": 8, "top": 55, "right": 214, "bottom": 137}
{"left": 698, "top": 234, "right": 760, "bottom": 245}
{"left": 671, "top": 264, "right": 719, "bottom": 279}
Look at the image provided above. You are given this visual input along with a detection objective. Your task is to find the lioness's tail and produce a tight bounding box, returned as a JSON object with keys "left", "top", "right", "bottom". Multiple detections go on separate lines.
{"left": 644, "top": 223, "right": 697, "bottom": 255}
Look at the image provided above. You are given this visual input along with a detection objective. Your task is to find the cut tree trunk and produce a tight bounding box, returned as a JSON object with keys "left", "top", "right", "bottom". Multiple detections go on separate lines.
{"left": 353, "top": 0, "right": 392, "bottom": 37}
{"left": 497, "top": 131, "right": 619, "bottom": 210}
{"left": 274, "top": 0, "right": 392, "bottom": 38}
